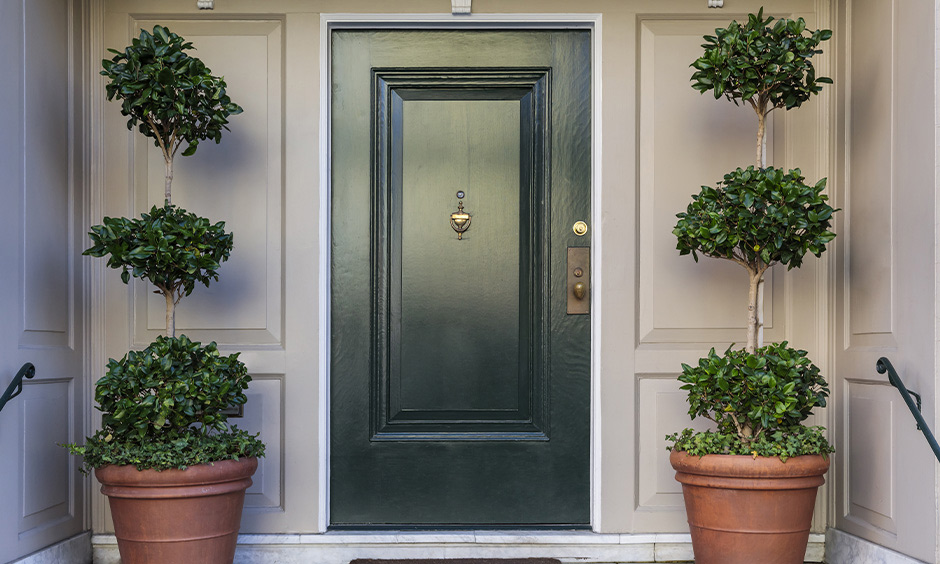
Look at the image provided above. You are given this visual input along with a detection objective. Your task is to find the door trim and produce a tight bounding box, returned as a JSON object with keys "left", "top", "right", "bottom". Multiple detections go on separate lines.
{"left": 319, "top": 13, "right": 603, "bottom": 533}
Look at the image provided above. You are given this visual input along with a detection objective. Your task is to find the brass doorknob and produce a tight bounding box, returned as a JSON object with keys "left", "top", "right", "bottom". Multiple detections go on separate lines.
{"left": 573, "top": 281, "right": 586, "bottom": 300}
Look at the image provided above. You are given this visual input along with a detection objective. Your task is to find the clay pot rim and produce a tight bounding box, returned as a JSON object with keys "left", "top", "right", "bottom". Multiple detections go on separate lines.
{"left": 670, "top": 450, "right": 830, "bottom": 478}
{"left": 95, "top": 456, "right": 258, "bottom": 487}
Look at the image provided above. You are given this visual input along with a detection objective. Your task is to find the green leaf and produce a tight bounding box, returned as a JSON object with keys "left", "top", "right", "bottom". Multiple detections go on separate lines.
{"left": 156, "top": 67, "right": 175, "bottom": 85}
{"left": 153, "top": 25, "right": 170, "bottom": 44}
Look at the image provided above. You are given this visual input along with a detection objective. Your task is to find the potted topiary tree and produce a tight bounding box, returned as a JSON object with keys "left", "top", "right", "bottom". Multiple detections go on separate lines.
{"left": 66, "top": 25, "right": 264, "bottom": 564}
{"left": 666, "top": 10, "right": 836, "bottom": 564}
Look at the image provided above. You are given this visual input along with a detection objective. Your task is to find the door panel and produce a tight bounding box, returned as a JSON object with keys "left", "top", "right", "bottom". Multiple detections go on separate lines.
{"left": 0, "top": 0, "right": 87, "bottom": 560}
{"left": 833, "top": 0, "right": 938, "bottom": 560}
{"left": 331, "top": 30, "right": 591, "bottom": 526}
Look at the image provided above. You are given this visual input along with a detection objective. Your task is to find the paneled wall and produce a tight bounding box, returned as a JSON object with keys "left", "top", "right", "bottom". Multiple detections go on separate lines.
{"left": 96, "top": 0, "right": 828, "bottom": 535}
{"left": 832, "top": 0, "right": 938, "bottom": 561}
{"left": 0, "top": 0, "right": 90, "bottom": 561}
{"left": 99, "top": 11, "right": 303, "bottom": 531}
{"left": 631, "top": 8, "right": 829, "bottom": 532}
{"left": 133, "top": 17, "right": 286, "bottom": 517}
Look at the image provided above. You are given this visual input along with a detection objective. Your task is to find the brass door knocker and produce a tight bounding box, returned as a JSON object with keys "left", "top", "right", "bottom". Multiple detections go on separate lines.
{"left": 450, "top": 191, "right": 471, "bottom": 240}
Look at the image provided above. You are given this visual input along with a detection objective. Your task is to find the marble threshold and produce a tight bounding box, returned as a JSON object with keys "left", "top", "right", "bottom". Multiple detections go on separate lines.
{"left": 91, "top": 531, "right": 826, "bottom": 564}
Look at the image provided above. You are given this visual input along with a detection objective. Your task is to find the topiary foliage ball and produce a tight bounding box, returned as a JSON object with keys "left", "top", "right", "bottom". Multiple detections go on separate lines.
{"left": 95, "top": 335, "right": 250, "bottom": 442}
{"left": 83, "top": 203, "right": 233, "bottom": 296}
{"left": 678, "top": 342, "right": 830, "bottom": 444}
{"left": 673, "top": 166, "right": 836, "bottom": 270}
{"left": 101, "top": 24, "right": 242, "bottom": 157}
{"left": 690, "top": 8, "right": 832, "bottom": 110}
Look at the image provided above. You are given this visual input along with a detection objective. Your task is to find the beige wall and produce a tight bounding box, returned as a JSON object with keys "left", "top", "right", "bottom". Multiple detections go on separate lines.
{"left": 94, "top": 0, "right": 831, "bottom": 535}
{"left": 831, "top": 0, "right": 939, "bottom": 561}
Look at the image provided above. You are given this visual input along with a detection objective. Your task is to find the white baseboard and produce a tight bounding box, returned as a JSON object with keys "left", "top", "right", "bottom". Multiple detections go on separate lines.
{"left": 92, "top": 531, "right": 826, "bottom": 563}
{"left": 826, "top": 529, "right": 928, "bottom": 564}
{"left": 12, "top": 532, "right": 92, "bottom": 564}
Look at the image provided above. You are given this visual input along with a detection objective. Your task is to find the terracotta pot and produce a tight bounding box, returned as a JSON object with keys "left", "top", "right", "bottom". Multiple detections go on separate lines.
{"left": 670, "top": 451, "right": 829, "bottom": 564}
{"left": 96, "top": 457, "right": 257, "bottom": 564}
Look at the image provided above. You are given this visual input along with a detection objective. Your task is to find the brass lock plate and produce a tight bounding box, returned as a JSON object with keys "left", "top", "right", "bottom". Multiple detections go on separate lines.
{"left": 567, "top": 247, "right": 590, "bottom": 315}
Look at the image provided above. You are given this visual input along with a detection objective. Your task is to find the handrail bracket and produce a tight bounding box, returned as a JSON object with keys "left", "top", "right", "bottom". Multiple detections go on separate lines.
{"left": 907, "top": 389, "right": 924, "bottom": 429}
{"left": 0, "top": 363, "right": 36, "bottom": 414}
{"left": 877, "top": 357, "right": 940, "bottom": 462}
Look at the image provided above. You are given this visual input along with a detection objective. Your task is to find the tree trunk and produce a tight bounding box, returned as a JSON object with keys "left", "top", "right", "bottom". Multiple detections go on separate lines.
{"left": 756, "top": 276, "right": 765, "bottom": 349}
{"left": 756, "top": 112, "right": 765, "bottom": 169}
{"left": 165, "top": 157, "right": 173, "bottom": 205}
{"left": 746, "top": 270, "right": 762, "bottom": 354}
{"left": 165, "top": 290, "right": 175, "bottom": 338}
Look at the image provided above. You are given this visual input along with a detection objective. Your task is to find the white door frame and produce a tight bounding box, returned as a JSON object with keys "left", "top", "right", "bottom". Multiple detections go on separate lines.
{"left": 318, "top": 12, "right": 604, "bottom": 533}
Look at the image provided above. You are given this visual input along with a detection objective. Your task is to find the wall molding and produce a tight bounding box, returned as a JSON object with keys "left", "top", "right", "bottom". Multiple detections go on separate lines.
{"left": 81, "top": 0, "right": 106, "bottom": 534}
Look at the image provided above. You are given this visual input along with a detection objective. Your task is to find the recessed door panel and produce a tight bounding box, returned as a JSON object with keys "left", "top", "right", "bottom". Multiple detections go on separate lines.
{"left": 378, "top": 72, "right": 549, "bottom": 440}
{"left": 398, "top": 96, "right": 523, "bottom": 420}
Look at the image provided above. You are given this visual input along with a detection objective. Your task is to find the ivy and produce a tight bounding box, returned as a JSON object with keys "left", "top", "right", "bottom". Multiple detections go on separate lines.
{"left": 65, "top": 427, "right": 265, "bottom": 473}
{"left": 666, "top": 427, "right": 833, "bottom": 462}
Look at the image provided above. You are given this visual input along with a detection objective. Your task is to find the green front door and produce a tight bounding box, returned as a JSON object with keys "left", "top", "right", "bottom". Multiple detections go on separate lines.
{"left": 330, "top": 30, "right": 591, "bottom": 527}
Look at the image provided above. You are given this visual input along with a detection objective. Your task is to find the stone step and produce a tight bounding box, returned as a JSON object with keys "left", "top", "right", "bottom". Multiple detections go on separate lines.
{"left": 92, "top": 532, "right": 827, "bottom": 564}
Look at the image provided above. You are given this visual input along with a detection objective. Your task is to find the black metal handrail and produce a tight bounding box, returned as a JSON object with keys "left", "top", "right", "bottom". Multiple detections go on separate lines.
{"left": 876, "top": 357, "right": 940, "bottom": 463}
{"left": 0, "top": 363, "right": 35, "bottom": 414}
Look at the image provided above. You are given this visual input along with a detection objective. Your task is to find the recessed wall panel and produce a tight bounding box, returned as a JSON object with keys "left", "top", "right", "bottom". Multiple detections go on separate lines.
{"left": 22, "top": 0, "right": 70, "bottom": 345}
{"left": 847, "top": 0, "right": 894, "bottom": 340}
{"left": 636, "top": 376, "right": 712, "bottom": 509}
{"left": 133, "top": 20, "right": 283, "bottom": 346}
{"left": 846, "top": 381, "right": 896, "bottom": 534}
{"left": 240, "top": 376, "right": 281, "bottom": 510}
{"left": 638, "top": 19, "right": 784, "bottom": 346}
{"left": 21, "top": 381, "right": 71, "bottom": 530}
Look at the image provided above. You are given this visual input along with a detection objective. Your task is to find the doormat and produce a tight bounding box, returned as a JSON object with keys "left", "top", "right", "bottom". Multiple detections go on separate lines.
{"left": 352, "top": 560, "right": 561, "bottom": 564}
